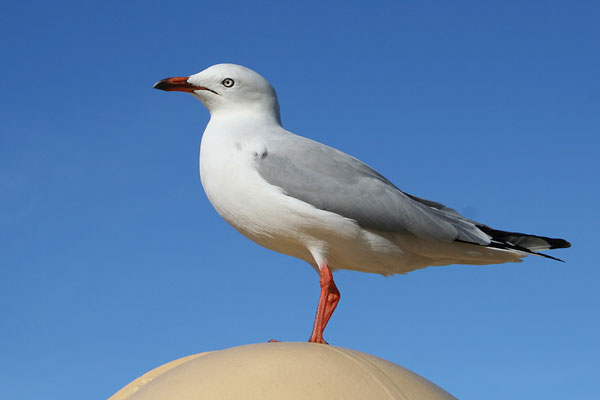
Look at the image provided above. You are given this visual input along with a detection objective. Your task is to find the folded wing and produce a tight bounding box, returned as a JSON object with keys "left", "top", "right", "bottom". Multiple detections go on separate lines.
{"left": 257, "top": 133, "right": 491, "bottom": 245}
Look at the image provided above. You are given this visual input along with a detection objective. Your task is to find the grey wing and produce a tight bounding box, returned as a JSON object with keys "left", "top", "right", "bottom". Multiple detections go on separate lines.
{"left": 257, "top": 133, "right": 491, "bottom": 245}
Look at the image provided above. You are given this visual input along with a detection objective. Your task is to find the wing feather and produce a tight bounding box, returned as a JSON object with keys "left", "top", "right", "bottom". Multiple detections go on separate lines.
{"left": 257, "top": 133, "right": 490, "bottom": 245}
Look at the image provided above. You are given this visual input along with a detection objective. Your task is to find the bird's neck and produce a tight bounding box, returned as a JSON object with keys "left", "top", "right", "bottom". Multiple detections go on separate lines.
{"left": 209, "top": 108, "right": 282, "bottom": 130}
{"left": 202, "top": 111, "right": 283, "bottom": 150}
{"left": 209, "top": 100, "right": 281, "bottom": 126}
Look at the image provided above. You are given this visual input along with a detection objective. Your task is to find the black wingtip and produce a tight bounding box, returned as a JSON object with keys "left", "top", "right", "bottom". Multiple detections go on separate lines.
{"left": 548, "top": 238, "right": 571, "bottom": 249}
{"left": 477, "top": 226, "right": 571, "bottom": 251}
{"left": 535, "top": 251, "right": 566, "bottom": 262}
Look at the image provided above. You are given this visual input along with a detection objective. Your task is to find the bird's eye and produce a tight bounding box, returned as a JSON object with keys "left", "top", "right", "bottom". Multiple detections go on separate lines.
{"left": 222, "top": 78, "right": 235, "bottom": 88}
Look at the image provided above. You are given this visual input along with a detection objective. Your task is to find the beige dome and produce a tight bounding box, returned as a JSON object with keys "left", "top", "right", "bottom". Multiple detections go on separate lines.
{"left": 109, "top": 342, "right": 456, "bottom": 400}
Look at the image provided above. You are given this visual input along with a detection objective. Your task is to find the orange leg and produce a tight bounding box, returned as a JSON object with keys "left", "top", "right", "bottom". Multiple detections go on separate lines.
{"left": 308, "top": 264, "right": 340, "bottom": 344}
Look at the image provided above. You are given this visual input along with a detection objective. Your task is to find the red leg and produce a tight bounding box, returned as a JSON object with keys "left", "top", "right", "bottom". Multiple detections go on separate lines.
{"left": 308, "top": 264, "right": 340, "bottom": 344}
{"left": 322, "top": 278, "right": 340, "bottom": 328}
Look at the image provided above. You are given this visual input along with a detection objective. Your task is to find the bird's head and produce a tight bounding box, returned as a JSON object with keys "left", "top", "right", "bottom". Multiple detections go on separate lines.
{"left": 154, "top": 63, "right": 280, "bottom": 123}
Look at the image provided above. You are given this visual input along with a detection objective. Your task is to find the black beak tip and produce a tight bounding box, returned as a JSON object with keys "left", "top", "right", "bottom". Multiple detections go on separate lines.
{"left": 153, "top": 79, "right": 170, "bottom": 91}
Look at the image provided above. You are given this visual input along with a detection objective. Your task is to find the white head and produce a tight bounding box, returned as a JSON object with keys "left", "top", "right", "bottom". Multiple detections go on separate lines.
{"left": 154, "top": 63, "right": 281, "bottom": 123}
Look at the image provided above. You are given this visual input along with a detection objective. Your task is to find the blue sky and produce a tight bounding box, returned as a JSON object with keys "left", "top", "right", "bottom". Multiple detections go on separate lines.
{"left": 1, "top": 0, "right": 598, "bottom": 398}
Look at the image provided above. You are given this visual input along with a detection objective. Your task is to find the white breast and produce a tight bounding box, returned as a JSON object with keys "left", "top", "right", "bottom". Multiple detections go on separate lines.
{"left": 198, "top": 117, "right": 343, "bottom": 266}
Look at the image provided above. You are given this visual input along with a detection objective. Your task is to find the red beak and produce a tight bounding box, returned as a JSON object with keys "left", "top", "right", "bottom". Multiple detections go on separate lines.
{"left": 153, "top": 76, "right": 198, "bottom": 93}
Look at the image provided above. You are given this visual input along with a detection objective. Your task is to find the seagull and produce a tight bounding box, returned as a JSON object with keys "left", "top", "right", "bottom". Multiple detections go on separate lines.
{"left": 154, "top": 64, "right": 570, "bottom": 344}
